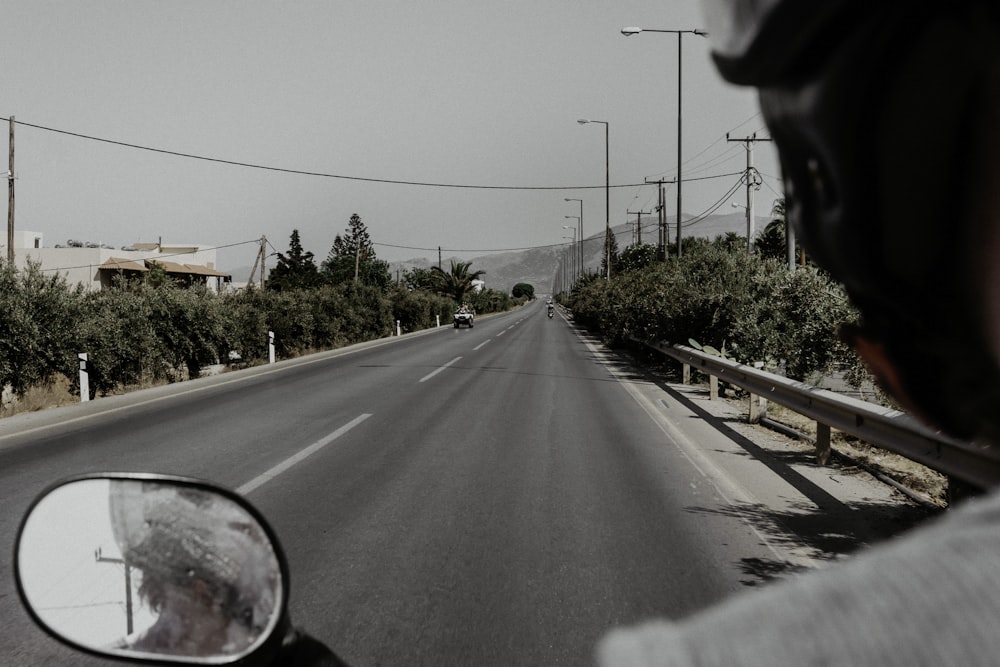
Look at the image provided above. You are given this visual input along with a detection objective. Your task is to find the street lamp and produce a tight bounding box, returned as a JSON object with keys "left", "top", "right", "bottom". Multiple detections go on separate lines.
{"left": 562, "top": 225, "right": 577, "bottom": 284}
{"left": 564, "top": 198, "right": 583, "bottom": 279}
{"left": 577, "top": 119, "right": 610, "bottom": 277}
{"left": 621, "top": 27, "right": 708, "bottom": 258}
{"left": 564, "top": 216, "right": 580, "bottom": 281}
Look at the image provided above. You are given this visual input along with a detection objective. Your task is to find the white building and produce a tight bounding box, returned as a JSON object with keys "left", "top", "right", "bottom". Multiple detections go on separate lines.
{"left": 7, "top": 231, "right": 231, "bottom": 292}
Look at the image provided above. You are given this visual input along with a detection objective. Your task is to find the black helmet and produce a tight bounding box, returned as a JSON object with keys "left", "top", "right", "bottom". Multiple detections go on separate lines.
{"left": 703, "top": 0, "right": 1000, "bottom": 442}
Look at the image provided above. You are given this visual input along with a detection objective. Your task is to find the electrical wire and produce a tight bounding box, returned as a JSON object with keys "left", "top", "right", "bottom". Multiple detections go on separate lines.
{"left": 3, "top": 116, "right": 717, "bottom": 192}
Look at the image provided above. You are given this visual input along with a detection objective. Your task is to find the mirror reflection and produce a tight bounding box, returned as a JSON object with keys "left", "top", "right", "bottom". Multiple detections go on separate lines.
{"left": 17, "top": 478, "right": 283, "bottom": 660}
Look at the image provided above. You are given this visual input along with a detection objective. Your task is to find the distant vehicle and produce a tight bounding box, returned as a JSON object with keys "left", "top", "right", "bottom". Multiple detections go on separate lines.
{"left": 454, "top": 308, "right": 474, "bottom": 328}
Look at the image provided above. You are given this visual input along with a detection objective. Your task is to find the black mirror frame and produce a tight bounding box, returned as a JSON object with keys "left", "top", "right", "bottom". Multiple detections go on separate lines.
{"left": 13, "top": 472, "right": 292, "bottom": 666}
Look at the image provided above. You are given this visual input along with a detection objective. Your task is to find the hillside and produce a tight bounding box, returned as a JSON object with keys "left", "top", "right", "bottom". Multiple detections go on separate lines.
{"left": 388, "top": 211, "right": 770, "bottom": 294}
{"left": 226, "top": 211, "right": 772, "bottom": 293}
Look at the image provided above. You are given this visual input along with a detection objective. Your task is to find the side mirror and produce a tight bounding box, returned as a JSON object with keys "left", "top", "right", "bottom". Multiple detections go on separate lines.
{"left": 14, "top": 474, "right": 289, "bottom": 664}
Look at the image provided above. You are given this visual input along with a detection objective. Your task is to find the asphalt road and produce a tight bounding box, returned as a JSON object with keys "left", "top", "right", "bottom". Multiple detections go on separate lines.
{"left": 0, "top": 300, "right": 830, "bottom": 665}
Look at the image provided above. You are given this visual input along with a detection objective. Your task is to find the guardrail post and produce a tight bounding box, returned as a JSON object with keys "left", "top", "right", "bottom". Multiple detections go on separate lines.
{"left": 748, "top": 392, "right": 760, "bottom": 423}
{"left": 682, "top": 363, "right": 690, "bottom": 385}
{"left": 816, "top": 422, "right": 831, "bottom": 464}
{"left": 79, "top": 353, "right": 90, "bottom": 402}
{"left": 709, "top": 374, "right": 718, "bottom": 400}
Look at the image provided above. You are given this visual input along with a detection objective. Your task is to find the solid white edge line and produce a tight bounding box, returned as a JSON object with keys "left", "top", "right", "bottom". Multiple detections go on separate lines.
{"left": 237, "top": 413, "right": 372, "bottom": 495}
{"left": 576, "top": 333, "right": 817, "bottom": 570}
{"left": 419, "top": 356, "right": 462, "bottom": 383}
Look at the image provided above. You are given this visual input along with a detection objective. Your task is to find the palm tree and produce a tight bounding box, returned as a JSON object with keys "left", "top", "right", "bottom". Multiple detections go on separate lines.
{"left": 429, "top": 260, "right": 484, "bottom": 304}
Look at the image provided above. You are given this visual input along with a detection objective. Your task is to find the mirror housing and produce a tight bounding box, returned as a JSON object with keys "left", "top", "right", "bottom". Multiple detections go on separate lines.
{"left": 14, "top": 473, "right": 290, "bottom": 665}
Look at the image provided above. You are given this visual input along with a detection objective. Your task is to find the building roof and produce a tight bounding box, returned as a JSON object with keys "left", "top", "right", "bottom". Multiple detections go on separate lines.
{"left": 147, "top": 259, "right": 231, "bottom": 278}
{"left": 98, "top": 257, "right": 148, "bottom": 272}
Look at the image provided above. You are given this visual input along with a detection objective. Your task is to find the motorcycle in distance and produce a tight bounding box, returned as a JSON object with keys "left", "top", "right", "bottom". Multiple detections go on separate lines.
{"left": 14, "top": 473, "right": 348, "bottom": 666}
{"left": 547, "top": 305, "right": 554, "bottom": 319}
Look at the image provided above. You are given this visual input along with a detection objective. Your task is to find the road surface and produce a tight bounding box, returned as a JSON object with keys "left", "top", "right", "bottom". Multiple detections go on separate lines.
{"left": 0, "top": 300, "right": 927, "bottom": 665}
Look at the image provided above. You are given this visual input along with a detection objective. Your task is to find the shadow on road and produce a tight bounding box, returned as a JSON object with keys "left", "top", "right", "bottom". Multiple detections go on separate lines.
{"left": 575, "top": 332, "right": 941, "bottom": 586}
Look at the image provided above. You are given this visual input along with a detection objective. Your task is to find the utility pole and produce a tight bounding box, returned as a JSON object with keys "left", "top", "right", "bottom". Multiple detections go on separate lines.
{"left": 727, "top": 132, "right": 772, "bottom": 254}
{"left": 354, "top": 241, "right": 360, "bottom": 283}
{"left": 96, "top": 548, "right": 134, "bottom": 635}
{"left": 7, "top": 116, "right": 14, "bottom": 264}
{"left": 260, "top": 235, "right": 268, "bottom": 287}
{"left": 645, "top": 177, "right": 675, "bottom": 261}
{"left": 247, "top": 235, "right": 269, "bottom": 289}
{"left": 626, "top": 209, "right": 651, "bottom": 245}
{"left": 438, "top": 246, "right": 442, "bottom": 270}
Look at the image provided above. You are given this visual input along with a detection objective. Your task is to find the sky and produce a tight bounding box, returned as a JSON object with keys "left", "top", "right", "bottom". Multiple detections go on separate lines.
{"left": 1, "top": 0, "right": 783, "bottom": 273}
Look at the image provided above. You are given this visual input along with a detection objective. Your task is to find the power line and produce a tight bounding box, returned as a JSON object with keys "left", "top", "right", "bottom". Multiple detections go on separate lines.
{"left": 3, "top": 116, "right": 744, "bottom": 192}
{"left": 375, "top": 240, "right": 574, "bottom": 255}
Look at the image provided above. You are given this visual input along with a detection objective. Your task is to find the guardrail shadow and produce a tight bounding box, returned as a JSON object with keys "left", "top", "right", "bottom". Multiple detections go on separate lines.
{"left": 612, "top": 344, "right": 939, "bottom": 585}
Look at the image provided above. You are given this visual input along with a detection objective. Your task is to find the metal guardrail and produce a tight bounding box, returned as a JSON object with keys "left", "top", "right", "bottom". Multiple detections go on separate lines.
{"left": 639, "top": 340, "right": 1000, "bottom": 491}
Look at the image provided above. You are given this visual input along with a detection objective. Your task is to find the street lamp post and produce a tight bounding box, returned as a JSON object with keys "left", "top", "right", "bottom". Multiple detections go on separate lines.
{"left": 563, "top": 217, "right": 580, "bottom": 281}
{"left": 621, "top": 27, "right": 707, "bottom": 258}
{"left": 564, "top": 198, "right": 583, "bottom": 278}
{"left": 577, "top": 119, "right": 610, "bottom": 277}
{"left": 562, "top": 226, "right": 577, "bottom": 284}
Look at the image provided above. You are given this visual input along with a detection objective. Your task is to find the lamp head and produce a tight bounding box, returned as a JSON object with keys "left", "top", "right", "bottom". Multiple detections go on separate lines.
{"left": 621, "top": 27, "right": 642, "bottom": 36}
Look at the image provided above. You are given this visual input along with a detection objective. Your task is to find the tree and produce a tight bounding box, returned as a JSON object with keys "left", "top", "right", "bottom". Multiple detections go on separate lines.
{"left": 267, "top": 230, "right": 321, "bottom": 291}
{"left": 402, "top": 266, "right": 436, "bottom": 291}
{"left": 0, "top": 261, "right": 81, "bottom": 396}
{"left": 330, "top": 213, "right": 374, "bottom": 261}
{"left": 511, "top": 283, "right": 535, "bottom": 299}
{"left": 755, "top": 198, "right": 809, "bottom": 265}
{"left": 428, "top": 260, "right": 485, "bottom": 304}
{"left": 617, "top": 243, "right": 658, "bottom": 273}
{"left": 322, "top": 213, "right": 392, "bottom": 292}
{"left": 755, "top": 219, "right": 788, "bottom": 261}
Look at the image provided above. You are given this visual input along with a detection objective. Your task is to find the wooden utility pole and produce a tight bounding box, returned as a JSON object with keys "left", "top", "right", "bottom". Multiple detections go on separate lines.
{"left": 727, "top": 132, "right": 772, "bottom": 254}
{"left": 247, "top": 236, "right": 269, "bottom": 289}
{"left": 7, "top": 116, "right": 14, "bottom": 264}
{"left": 645, "top": 177, "right": 675, "bottom": 261}
{"left": 626, "top": 209, "right": 651, "bottom": 245}
{"left": 259, "top": 235, "right": 267, "bottom": 287}
{"left": 354, "top": 241, "right": 360, "bottom": 283}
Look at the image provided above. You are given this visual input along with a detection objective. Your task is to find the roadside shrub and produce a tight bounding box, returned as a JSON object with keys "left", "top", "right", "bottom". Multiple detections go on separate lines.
{"left": 146, "top": 284, "right": 228, "bottom": 378}
{"left": 565, "top": 242, "right": 868, "bottom": 383}
{"left": 0, "top": 261, "right": 81, "bottom": 395}
{"left": 76, "top": 285, "right": 162, "bottom": 395}
{"left": 390, "top": 286, "right": 453, "bottom": 333}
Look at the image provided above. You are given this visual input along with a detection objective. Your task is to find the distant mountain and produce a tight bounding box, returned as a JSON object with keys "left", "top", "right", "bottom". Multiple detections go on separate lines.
{"left": 388, "top": 211, "right": 770, "bottom": 295}
{"left": 224, "top": 212, "right": 771, "bottom": 293}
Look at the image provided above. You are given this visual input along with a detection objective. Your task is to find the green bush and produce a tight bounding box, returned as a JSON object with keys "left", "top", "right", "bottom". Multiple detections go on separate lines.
{"left": 390, "top": 286, "right": 454, "bottom": 333}
{"left": 511, "top": 283, "right": 535, "bottom": 299}
{"left": 0, "top": 258, "right": 525, "bottom": 403}
{"left": 0, "top": 262, "right": 81, "bottom": 394}
{"left": 565, "top": 242, "right": 864, "bottom": 382}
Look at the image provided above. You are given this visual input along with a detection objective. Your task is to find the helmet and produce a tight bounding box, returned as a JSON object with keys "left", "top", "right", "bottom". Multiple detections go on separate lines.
{"left": 704, "top": 0, "right": 1000, "bottom": 442}
{"left": 109, "top": 481, "right": 278, "bottom": 635}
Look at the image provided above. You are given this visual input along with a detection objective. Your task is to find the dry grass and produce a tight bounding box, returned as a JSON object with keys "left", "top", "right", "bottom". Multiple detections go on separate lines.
{"left": 0, "top": 373, "right": 179, "bottom": 418}
{"left": 1, "top": 375, "right": 78, "bottom": 416}
{"left": 752, "top": 399, "right": 948, "bottom": 506}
